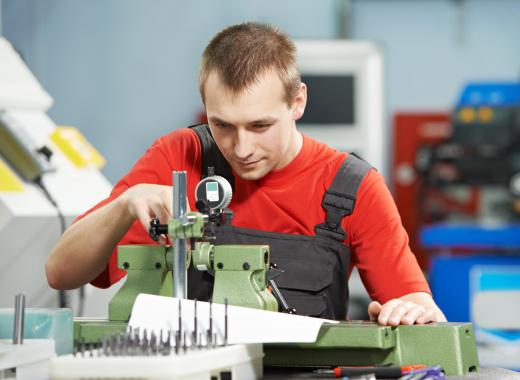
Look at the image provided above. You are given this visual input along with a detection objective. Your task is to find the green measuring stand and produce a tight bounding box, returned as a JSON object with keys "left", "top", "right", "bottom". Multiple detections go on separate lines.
{"left": 74, "top": 238, "right": 278, "bottom": 344}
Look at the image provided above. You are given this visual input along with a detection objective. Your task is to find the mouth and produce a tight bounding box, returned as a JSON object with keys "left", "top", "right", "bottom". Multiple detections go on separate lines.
{"left": 236, "top": 159, "right": 261, "bottom": 167}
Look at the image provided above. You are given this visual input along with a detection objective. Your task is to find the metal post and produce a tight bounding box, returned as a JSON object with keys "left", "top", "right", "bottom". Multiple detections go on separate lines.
{"left": 12, "top": 293, "right": 25, "bottom": 344}
{"left": 172, "top": 171, "right": 188, "bottom": 298}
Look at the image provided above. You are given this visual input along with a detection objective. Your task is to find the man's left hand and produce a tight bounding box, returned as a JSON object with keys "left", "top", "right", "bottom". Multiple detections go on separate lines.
{"left": 367, "top": 292, "right": 447, "bottom": 326}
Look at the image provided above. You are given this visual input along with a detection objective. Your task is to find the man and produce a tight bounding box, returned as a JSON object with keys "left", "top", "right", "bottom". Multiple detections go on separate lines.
{"left": 46, "top": 22, "right": 446, "bottom": 325}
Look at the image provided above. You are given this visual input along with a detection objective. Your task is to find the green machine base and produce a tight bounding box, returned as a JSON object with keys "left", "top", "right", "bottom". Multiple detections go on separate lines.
{"left": 265, "top": 321, "right": 479, "bottom": 376}
{"left": 75, "top": 319, "right": 479, "bottom": 376}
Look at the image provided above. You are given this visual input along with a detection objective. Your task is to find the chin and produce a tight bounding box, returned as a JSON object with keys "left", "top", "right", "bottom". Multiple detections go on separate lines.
{"left": 234, "top": 166, "right": 270, "bottom": 181}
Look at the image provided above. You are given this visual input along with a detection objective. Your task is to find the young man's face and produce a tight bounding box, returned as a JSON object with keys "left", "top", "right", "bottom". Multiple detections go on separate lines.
{"left": 204, "top": 69, "right": 306, "bottom": 181}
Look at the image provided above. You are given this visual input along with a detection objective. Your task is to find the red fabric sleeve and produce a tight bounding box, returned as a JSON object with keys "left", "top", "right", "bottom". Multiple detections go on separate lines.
{"left": 76, "top": 128, "right": 201, "bottom": 288}
{"left": 349, "top": 170, "right": 431, "bottom": 303}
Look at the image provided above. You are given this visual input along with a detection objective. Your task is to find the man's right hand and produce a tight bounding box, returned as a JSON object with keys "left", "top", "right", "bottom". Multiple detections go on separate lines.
{"left": 120, "top": 184, "right": 173, "bottom": 233}
{"left": 46, "top": 183, "right": 189, "bottom": 289}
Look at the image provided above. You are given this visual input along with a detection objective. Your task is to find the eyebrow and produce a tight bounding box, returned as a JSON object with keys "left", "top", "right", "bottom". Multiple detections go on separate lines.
{"left": 208, "top": 116, "right": 278, "bottom": 125}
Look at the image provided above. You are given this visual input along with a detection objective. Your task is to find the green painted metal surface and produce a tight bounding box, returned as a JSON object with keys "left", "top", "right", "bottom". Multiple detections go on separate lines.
{"left": 212, "top": 245, "right": 277, "bottom": 311}
{"left": 264, "top": 321, "right": 480, "bottom": 376}
{"left": 108, "top": 245, "right": 172, "bottom": 322}
{"left": 168, "top": 212, "right": 205, "bottom": 239}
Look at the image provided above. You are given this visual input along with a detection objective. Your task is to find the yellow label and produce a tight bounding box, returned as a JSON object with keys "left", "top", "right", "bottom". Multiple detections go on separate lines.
{"left": 50, "top": 126, "right": 106, "bottom": 169}
{"left": 0, "top": 158, "right": 24, "bottom": 192}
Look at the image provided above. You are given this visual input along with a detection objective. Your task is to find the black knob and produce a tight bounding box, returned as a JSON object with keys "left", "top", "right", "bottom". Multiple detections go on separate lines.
{"left": 149, "top": 218, "right": 168, "bottom": 241}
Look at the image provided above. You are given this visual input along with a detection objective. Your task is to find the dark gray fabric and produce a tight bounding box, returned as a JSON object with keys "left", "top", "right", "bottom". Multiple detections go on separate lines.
{"left": 190, "top": 124, "right": 234, "bottom": 188}
{"left": 315, "top": 154, "right": 373, "bottom": 241}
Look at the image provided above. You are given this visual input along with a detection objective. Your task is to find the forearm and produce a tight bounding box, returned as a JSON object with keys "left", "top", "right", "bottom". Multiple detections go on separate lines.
{"left": 45, "top": 195, "right": 134, "bottom": 290}
{"left": 398, "top": 292, "right": 447, "bottom": 322}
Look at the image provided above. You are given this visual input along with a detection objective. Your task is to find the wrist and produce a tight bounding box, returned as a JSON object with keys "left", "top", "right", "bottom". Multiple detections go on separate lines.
{"left": 114, "top": 191, "right": 134, "bottom": 224}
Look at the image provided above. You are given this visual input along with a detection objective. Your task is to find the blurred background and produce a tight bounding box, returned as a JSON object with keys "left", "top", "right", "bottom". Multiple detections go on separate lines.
{"left": 1, "top": 0, "right": 519, "bottom": 369}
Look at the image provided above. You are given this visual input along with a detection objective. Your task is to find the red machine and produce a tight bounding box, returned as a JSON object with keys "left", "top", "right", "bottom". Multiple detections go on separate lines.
{"left": 392, "top": 113, "right": 479, "bottom": 268}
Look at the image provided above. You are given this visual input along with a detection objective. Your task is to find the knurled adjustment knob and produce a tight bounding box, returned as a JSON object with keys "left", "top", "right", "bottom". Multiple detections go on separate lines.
{"left": 149, "top": 218, "right": 168, "bottom": 241}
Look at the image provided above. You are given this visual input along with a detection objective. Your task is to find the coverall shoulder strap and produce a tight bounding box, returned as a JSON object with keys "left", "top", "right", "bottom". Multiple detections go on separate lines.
{"left": 189, "top": 124, "right": 234, "bottom": 189}
{"left": 315, "top": 154, "right": 373, "bottom": 241}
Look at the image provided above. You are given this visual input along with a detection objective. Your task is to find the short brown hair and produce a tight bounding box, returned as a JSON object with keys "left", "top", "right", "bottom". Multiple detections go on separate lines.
{"left": 199, "top": 22, "right": 301, "bottom": 106}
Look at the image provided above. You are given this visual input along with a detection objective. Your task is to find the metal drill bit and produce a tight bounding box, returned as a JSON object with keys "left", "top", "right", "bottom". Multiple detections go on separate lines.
{"left": 159, "top": 330, "right": 169, "bottom": 356}
{"left": 183, "top": 330, "right": 187, "bottom": 353}
{"left": 142, "top": 332, "right": 147, "bottom": 356}
{"left": 158, "top": 330, "right": 164, "bottom": 354}
{"left": 151, "top": 331, "right": 158, "bottom": 355}
{"left": 198, "top": 332, "right": 203, "bottom": 349}
{"left": 208, "top": 298, "right": 213, "bottom": 346}
{"left": 178, "top": 299, "right": 182, "bottom": 345}
{"left": 80, "top": 338, "right": 86, "bottom": 357}
{"left": 224, "top": 298, "right": 228, "bottom": 346}
{"left": 110, "top": 335, "right": 117, "bottom": 356}
{"left": 12, "top": 293, "right": 25, "bottom": 345}
{"left": 193, "top": 299, "right": 198, "bottom": 347}
{"left": 174, "top": 329, "right": 179, "bottom": 355}
{"left": 104, "top": 335, "right": 109, "bottom": 356}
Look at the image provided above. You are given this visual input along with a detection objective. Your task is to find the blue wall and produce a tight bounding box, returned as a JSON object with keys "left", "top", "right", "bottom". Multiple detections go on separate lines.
{"left": 350, "top": 0, "right": 520, "bottom": 111}
{"left": 2, "top": 0, "right": 520, "bottom": 182}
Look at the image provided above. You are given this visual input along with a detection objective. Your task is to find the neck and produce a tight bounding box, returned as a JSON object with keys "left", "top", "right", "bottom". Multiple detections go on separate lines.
{"left": 276, "top": 128, "right": 303, "bottom": 170}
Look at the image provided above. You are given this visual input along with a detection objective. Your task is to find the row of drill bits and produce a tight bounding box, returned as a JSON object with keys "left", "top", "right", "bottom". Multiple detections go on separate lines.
{"left": 74, "top": 299, "right": 229, "bottom": 357}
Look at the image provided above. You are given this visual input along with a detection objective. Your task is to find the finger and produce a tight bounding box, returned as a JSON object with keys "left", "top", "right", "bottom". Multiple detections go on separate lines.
{"left": 135, "top": 203, "right": 152, "bottom": 232}
{"left": 160, "top": 187, "right": 173, "bottom": 217}
{"left": 150, "top": 202, "right": 170, "bottom": 225}
{"left": 158, "top": 234, "right": 169, "bottom": 246}
{"left": 416, "top": 308, "right": 437, "bottom": 324}
{"left": 401, "top": 306, "right": 426, "bottom": 325}
{"left": 386, "top": 302, "right": 416, "bottom": 326}
{"left": 376, "top": 300, "right": 400, "bottom": 325}
{"left": 160, "top": 203, "right": 172, "bottom": 224}
{"left": 367, "top": 301, "right": 382, "bottom": 321}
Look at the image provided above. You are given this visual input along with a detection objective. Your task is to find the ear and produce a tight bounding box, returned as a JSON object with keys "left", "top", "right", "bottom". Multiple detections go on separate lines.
{"left": 292, "top": 82, "right": 307, "bottom": 121}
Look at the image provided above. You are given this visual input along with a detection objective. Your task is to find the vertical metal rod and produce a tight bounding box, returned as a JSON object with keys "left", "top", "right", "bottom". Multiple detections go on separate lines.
{"left": 12, "top": 293, "right": 25, "bottom": 344}
{"left": 172, "top": 171, "right": 188, "bottom": 298}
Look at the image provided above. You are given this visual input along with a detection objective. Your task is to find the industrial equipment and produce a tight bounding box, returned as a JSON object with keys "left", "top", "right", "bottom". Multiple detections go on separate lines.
{"left": 0, "top": 37, "right": 114, "bottom": 315}
{"left": 393, "top": 82, "right": 520, "bottom": 370}
{"left": 74, "top": 170, "right": 480, "bottom": 376}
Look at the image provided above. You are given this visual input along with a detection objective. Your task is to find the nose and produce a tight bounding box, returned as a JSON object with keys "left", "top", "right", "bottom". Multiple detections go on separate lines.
{"left": 234, "top": 129, "right": 255, "bottom": 161}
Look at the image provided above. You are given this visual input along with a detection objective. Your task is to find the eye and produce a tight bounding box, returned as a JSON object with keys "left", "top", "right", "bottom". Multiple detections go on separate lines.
{"left": 214, "top": 121, "right": 230, "bottom": 129}
{"left": 253, "top": 123, "right": 271, "bottom": 130}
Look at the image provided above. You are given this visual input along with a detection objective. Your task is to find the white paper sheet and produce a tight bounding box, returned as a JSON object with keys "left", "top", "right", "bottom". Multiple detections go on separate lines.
{"left": 129, "top": 294, "right": 337, "bottom": 344}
